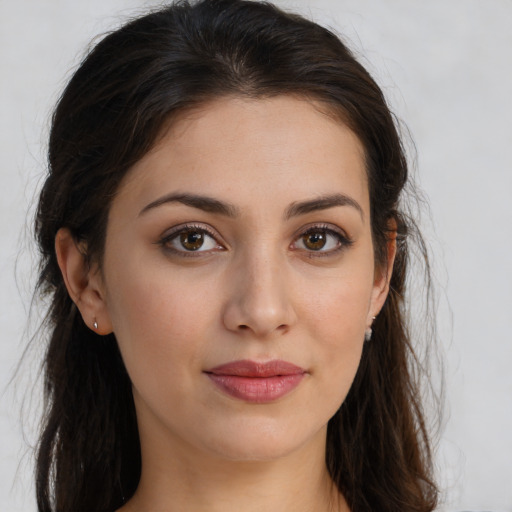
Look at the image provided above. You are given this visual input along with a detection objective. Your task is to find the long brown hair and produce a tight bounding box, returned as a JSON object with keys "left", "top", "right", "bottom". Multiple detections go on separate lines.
{"left": 33, "top": 0, "right": 439, "bottom": 510}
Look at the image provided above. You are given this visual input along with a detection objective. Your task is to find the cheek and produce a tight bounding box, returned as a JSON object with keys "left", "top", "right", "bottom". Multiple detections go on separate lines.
{"left": 104, "top": 259, "right": 220, "bottom": 384}
{"left": 301, "top": 270, "right": 373, "bottom": 345}
{"left": 298, "top": 269, "right": 373, "bottom": 404}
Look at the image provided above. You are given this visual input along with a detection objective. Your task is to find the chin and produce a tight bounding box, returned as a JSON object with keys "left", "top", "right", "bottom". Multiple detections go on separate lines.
{"left": 197, "top": 417, "right": 325, "bottom": 462}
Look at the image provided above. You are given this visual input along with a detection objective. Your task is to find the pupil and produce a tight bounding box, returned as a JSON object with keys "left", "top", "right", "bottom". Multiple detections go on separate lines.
{"left": 180, "top": 231, "right": 204, "bottom": 250}
{"left": 304, "top": 232, "right": 326, "bottom": 250}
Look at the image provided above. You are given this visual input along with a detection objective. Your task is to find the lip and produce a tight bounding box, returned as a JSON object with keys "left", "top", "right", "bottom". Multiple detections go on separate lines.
{"left": 205, "top": 359, "right": 306, "bottom": 403}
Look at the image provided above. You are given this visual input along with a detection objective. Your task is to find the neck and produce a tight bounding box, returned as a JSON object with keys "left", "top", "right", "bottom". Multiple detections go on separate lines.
{"left": 119, "top": 425, "right": 348, "bottom": 512}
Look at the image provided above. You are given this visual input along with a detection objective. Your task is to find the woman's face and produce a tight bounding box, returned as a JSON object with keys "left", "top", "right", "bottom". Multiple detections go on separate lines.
{"left": 96, "top": 96, "right": 391, "bottom": 461}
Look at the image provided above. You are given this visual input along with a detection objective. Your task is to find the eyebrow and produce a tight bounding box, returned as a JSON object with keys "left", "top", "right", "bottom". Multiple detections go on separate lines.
{"left": 284, "top": 193, "right": 364, "bottom": 221}
{"left": 139, "top": 192, "right": 364, "bottom": 220}
{"left": 139, "top": 192, "right": 240, "bottom": 218}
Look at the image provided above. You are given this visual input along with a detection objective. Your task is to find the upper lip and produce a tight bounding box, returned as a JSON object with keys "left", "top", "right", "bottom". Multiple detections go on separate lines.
{"left": 206, "top": 359, "right": 306, "bottom": 377}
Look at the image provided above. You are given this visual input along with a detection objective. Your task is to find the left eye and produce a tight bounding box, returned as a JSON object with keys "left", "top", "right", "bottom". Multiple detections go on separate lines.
{"left": 164, "top": 228, "right": 220, "bottom": 252}
{"left": 292, "top": 228, "right": 344, "bottom": 252}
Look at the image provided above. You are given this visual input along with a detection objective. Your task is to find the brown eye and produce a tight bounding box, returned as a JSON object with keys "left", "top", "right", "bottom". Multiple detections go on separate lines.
{"left": 302, "top": 231, "right": 327, "bottom": 251}
{"left": 292, "top": 226, "right": 350, "bottom": 255}
{"left": 161, "top": 226, "right": 221, "bottom": 254}
{"left": 180, "top": 230, "right": 205, "bottom": 251}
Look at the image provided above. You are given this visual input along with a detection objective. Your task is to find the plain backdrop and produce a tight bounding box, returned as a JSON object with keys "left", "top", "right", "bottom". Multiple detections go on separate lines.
{"left": 1, "top": 1, "right": 511, "bottom": 510}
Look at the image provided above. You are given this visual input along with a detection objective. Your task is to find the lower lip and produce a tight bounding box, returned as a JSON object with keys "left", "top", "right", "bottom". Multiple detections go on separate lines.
{"left": 207, "top": 374, "right": 305, "bottom": 403}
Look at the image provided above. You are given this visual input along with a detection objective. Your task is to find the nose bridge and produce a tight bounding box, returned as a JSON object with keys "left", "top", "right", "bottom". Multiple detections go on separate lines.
{"left": 222, "top": 242, "right": 296, "bottom": 337}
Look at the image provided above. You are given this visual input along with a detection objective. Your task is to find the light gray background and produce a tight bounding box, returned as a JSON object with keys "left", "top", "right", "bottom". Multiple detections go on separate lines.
{"left": 1, "top": 1, "right": 511, "bottom": 510}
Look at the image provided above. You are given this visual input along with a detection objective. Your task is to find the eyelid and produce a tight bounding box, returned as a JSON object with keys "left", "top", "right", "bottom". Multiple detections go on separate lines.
{"left": 156, "top": 221, "right": 353, "bottom": 258}
{"left": 158, "top": 222, "right": 226, "bottom": 255}
{"left": 290, "top": 223, "right": 353, "bottom": 255}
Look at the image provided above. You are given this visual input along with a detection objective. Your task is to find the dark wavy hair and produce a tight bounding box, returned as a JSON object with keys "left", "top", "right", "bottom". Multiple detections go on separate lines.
{"left": 33, "top": 0, "right": 439, "bottom": 510}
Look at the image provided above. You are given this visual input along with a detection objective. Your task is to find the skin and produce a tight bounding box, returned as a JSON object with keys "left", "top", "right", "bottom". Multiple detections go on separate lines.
{"left": 56, "top": 96, "right": 395, "bottom": 512}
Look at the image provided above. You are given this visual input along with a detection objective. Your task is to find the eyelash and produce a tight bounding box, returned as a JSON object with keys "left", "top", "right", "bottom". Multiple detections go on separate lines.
{"left": 292, "top": 224, "right": 353, "bottom": 257}
{"left": 158, "top": 223, "right": 353, "bottom": 257}
{"left": 158, "top": 223, "right": 223, "bottom": 257}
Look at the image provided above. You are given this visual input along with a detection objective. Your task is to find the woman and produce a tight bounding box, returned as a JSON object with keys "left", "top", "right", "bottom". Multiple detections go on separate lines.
{"left": 34, "top": 0, "right": 439, "bottom": 510}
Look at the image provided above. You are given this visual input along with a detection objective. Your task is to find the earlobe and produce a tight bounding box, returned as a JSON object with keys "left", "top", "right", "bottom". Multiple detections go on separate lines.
{"left": 55, "top": 228, "right": 113, "bottom": 334}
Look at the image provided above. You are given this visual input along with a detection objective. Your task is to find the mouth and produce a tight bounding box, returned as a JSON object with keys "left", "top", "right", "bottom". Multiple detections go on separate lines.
{"left": 204, "top": 359, "right": 307, "bottom": 403}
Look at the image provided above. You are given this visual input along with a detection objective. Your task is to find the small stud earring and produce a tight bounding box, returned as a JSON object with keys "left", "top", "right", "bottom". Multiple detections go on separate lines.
{"left": 364, "top": 316, "right": 377, "bottom": 342}
{"left": 93, "top": 320, "right": 98, "bottom": 330}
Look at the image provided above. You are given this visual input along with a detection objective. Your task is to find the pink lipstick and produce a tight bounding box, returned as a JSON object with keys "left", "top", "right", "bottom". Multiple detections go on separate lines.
{"left": 205, "top": 360, "right": 306, "bottom": 403}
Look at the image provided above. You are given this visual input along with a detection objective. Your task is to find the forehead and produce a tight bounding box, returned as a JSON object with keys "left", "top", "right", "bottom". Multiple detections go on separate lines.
{"left": 114, "top": 95, "right": 369, "bottom": 218}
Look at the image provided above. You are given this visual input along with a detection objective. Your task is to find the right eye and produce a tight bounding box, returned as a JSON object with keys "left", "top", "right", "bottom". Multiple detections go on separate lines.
{"left": 160, "top": 225, "right": 224, "bottom": 255}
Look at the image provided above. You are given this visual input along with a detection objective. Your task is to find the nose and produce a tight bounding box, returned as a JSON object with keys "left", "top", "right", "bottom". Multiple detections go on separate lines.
{"left": 221, "top": 249, "right": 297, "bottom": 339}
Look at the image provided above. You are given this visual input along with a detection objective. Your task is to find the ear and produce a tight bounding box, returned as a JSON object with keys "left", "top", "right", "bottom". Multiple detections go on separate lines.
{"left": 55, "top": 228, "right": 113, "bottom": 335}
{"left": 367, "top": 220, "right": 397, "bottom": 325}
